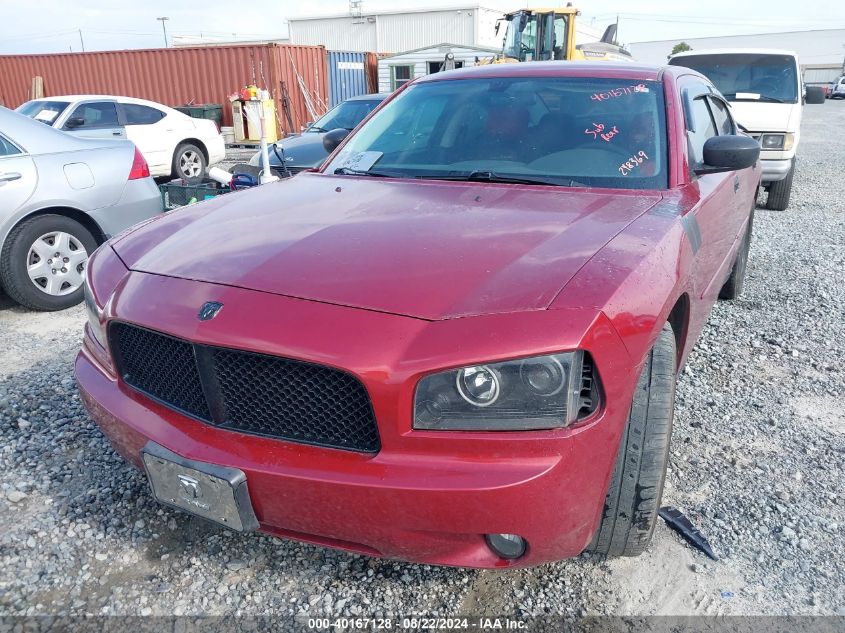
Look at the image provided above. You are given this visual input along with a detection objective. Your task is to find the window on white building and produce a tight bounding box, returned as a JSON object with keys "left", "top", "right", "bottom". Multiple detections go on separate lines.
{"left": 391, "top": 65, "right": 414, "bottom": 90}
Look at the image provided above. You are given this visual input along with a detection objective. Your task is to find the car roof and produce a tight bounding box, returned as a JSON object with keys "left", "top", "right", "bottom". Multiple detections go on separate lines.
{"left": 415, "top": 61, "right": 668, "bottom": 84}
{"left": 0, "top": 105, "right": 128, "bottom": 154}
{"left": 671, "top": 48, "right": 799, "bottom": 59}
{"left": 26, "top": 95, "right": 178, "bottom": 111}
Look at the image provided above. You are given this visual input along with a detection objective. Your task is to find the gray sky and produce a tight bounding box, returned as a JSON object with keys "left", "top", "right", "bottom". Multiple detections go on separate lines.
{"left": 1, "top": 0, "right": 844, "bottom": 54}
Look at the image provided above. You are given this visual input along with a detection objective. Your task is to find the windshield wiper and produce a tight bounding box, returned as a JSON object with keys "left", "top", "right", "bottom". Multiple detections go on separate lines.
{"left": 431, "top": 171, "right": 584, "bottom": 187}
{"left": 334, "top": 167, "right": 397, "bottom": 178}
{"left": 308, "top": 126, "right": 328, "bottom": 132}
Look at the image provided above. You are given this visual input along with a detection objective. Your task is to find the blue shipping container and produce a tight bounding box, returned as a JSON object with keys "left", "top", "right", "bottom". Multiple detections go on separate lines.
{"left": 327, "top": 51, "right": 371, "bottom": 107}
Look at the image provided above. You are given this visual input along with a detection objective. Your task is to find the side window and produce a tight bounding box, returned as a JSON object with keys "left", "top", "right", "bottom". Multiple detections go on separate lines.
{"left": 684, "top": 86, "right": 717, "bottom": 166}
{"left": 65, "top": 102, "right": 119, "bottom": 129}
{"left": 122, "top": 104, "right": 165, "bottom": 125}
{"left": 708, "top": 97, "right": 734, "bottom": 136}
{"left": 552, "top": 16, "right": 568, "bottom": 60}
{"left": 0, "top": 135, "right": 22, "bottom": 157}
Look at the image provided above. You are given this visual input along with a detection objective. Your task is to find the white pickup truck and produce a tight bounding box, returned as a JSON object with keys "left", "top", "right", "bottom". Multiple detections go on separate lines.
{"left": 669, "top": 48, "right": 825, "bottom": 210}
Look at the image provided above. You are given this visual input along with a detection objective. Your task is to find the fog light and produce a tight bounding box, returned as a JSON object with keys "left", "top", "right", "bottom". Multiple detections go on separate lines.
{"left": 485, "top": 533, "right": 527, "bottom": 560}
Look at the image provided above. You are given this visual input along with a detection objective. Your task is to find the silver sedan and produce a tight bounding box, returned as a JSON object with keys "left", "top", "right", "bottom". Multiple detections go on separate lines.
{"left": 0, "top": 106, "right": 162, "bottom": 310}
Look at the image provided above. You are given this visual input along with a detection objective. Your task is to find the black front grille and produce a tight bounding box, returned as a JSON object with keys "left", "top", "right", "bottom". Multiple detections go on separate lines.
{"left": 109, "top": 323, "right": 380, "bottom": 452}
{"left": 111, "top": 324, "right": 211, "bottom": 420}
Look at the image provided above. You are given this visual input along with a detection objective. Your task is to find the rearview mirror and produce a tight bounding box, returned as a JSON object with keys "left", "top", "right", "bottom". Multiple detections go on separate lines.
{"left": 322, "top": 128, "right": 351, "bottom": 154}
{"left": 804, "top": 86, "right": 826, "bottom": 105}
{"left": 695, "top": 135, "right": 760, "bottom": 175}
{"left": 64, "top": 117, "right": 85, "bottom": 129}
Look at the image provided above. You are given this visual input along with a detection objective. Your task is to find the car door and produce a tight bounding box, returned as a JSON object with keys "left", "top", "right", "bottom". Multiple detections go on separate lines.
{"left": 119, "top": 102, "right": 169, "bottom": 173}
{"left": 707, "top": 94, "right": 757, "bottom": 237}
{"left": 62, "top": 100, "right": 125, "bottom": 141}
{"left": 679, "top": 77, "right": 740, "bottom": 302}
{"left": 0, "top": 133, "right": 37, "bottom": 218}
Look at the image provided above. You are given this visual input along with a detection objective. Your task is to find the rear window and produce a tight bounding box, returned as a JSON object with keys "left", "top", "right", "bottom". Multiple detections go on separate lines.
{"left": 670, "top": 53, "right": 799, "bottom": 104}
{"left": 326, "top": 77, "right": 668, "bottom": 190}
{"left": 15, "top": 100, "right": 70, "bottom": 125}
{"left": 122, "top": 103, "right": 166, "bottom": 125}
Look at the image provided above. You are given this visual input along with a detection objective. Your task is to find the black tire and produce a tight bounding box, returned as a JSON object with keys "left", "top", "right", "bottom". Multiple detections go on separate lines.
{"left": 765, "top": 158, "right": 794, "bottom": 211}
{"left": 719, "top": 210, "right": 754, "bottom": 300}
{"left": 589, "top": 322, "right": 676, "bottom": 558}
{"left": 0, "top": 214, "right": 97, "bottom": 311}
{"left": 172, "top": 142, "right": 207, "bottom": 182}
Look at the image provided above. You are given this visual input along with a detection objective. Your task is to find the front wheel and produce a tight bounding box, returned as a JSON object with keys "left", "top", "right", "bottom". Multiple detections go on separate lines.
{"left": 0, "top": 214, "right": 97, "bottom": 311}
{"left": 172, "top": 143, "right": 207, "bottom": 182}
{"left": 765, "top": 158, "right": 795, "bottom": 211}
{"left": 588, "top": 322, "right": 676, "bottom": 558}
{"left": 719, "top": 210, "right": 754, "bottom": 300}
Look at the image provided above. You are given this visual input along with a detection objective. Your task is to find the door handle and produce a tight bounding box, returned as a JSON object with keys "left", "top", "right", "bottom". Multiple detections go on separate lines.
{"left": 733, "top": 175, "right": 740, "bottom": 193}
{"left": 112, "top": 131, "right": 123, "bottom": 136}
{"left": 0, "top": 172, "right": 22, "bottom": 183}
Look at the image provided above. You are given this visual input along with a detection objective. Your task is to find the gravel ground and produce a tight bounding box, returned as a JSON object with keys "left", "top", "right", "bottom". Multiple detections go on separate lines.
{"left": 0, "top": 102, "right": 843, "bottom": 619}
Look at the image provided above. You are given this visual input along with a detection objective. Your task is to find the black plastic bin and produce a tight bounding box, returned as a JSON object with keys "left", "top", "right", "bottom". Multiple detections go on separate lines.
{"left": 174, "top": 104, "right": 223, "bottom": 126}
{"left": 159, "top": 179, "right": 230, "bottom": 211}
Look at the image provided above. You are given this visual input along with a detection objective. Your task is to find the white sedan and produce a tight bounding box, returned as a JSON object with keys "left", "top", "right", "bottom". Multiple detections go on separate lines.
{"left": 16, "top": 95, "right": 225, "bottom": 180}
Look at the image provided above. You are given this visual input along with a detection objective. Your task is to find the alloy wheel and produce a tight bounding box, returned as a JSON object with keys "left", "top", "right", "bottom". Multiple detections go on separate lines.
{"left": 180, "top": 150, "right": 203, "bottom": 178}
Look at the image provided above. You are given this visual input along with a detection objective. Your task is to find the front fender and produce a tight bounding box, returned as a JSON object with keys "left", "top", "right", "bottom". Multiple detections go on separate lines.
{"left": 550, "top": 196, "right": 698, "bottom": 371}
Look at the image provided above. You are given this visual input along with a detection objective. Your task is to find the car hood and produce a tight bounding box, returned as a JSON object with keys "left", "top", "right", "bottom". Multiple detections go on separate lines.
{"left": 269, "top": 133, "right": 327, "bottom": 168}
{"left": 727, "top": 101, "right": 800, "bottom": 133}
{"left": 113, "top": 174, "right": 661, "bottom": 321}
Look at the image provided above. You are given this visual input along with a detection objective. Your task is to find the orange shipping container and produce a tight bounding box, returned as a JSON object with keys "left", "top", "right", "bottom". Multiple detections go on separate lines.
{"left": 0, "top": 43, "right": 329, "bottom": 135}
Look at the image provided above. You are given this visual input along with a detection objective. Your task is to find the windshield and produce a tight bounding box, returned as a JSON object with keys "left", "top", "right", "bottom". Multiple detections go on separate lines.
{"left": 326, "top": 77, "right": 667, "bottom": 190}
{"left": 15, "top": 100, "right": 70, "bottom": 125}
{"left": 309, "top": 99, "right": 382, "bottom": 132}
{"left": 671, "top": 53, "right": 799, "bottom": 104}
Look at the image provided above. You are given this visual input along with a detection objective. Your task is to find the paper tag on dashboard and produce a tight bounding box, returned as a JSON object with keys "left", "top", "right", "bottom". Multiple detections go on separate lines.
{"left": 341, "top": 151, "right": 383, "bottom": 172}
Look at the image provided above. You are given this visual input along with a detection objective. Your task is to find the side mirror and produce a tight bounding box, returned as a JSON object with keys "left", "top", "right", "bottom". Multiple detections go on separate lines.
{"left": 804, "top": 86, "right": 826, "bottom": 105}
{"left": 322, "top": 128, "right": 351, "bottom": 154}
{"left": 64, "top": 117, "right": 85, "bottom": 129}
{"left": 695, "top": 135, "right": 760, "bottom": 176}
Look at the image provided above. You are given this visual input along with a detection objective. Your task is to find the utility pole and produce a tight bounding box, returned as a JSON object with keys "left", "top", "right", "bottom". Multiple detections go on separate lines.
{"left": 78, "top": 29, "right": 85, "bottom": 52}
{"left": 156, "top": 17, "right": 170, "bottom": 48}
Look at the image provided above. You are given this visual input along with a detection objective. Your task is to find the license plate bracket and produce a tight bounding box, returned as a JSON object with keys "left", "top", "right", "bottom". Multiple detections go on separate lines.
{"left": 141, "top": 442, "right": 259, "bottom": 532}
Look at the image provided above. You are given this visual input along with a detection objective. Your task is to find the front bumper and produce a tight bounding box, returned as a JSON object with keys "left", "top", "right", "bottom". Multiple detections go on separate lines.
{"left": 760, "top": 158, "right": 793, "bottom": 183}
{"left": 75, "top": 273, "right": 637, "bottom": 568}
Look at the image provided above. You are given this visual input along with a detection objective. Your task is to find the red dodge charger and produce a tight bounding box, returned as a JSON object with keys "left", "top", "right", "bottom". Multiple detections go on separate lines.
{"left": 76, "top": 62, "right": 761, "bottom": 568}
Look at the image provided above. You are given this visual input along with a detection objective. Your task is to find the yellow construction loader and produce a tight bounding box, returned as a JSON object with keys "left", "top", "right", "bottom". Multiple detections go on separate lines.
{"left": 492, "top": 6, "right": 633, "bottom": 63}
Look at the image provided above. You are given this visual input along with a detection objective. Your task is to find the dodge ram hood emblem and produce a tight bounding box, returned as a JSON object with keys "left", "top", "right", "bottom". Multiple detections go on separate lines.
{"left": 198, "top": 301, "right": 224, "bottom": 321}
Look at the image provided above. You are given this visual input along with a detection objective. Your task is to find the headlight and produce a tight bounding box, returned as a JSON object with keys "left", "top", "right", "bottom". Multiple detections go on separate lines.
{"left": 247, "top": 152, "right": 261, "bottom": 166}
{"left": 414, "top": 351, "right": 595, "bottom": 431}
{"left": 83, "top": 280, "right": 107, "bottom": 349}
{"left": 760, "top": 133, "right": 794, "bottom": 151}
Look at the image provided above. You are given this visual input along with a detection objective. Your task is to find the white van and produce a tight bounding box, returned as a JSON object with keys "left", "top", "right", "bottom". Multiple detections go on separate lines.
{"left": 669, "top": 48, "right": 825, "bottom": 210}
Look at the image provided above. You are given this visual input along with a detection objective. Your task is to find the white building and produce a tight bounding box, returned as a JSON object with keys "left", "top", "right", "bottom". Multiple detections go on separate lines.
{"left": 289, "top": 5, "right": 602, "bottom": 53}
{"left": 377, "top": 43, "right": 500, "bottom": 92}
{"left": 289, "top": 6, "right": 501, "bottom": 52}
{"left": 629, "top": 29, "right": 845, "bottom": 85}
